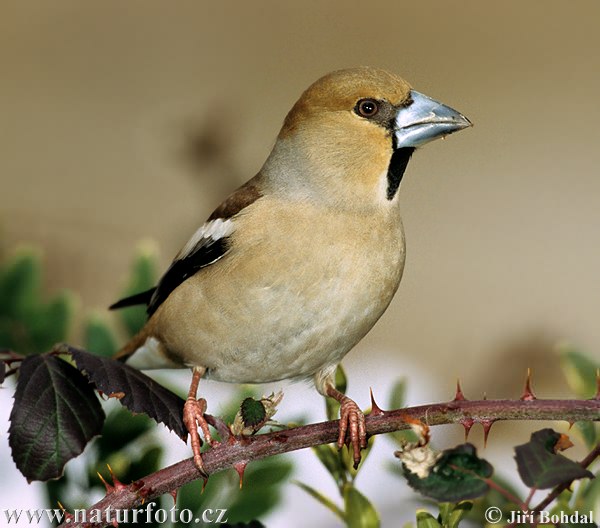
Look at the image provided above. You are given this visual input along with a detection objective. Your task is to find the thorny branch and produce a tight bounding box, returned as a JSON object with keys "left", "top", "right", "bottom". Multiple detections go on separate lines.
{"left": 58, "top": 397, "right": 600, "bottom": 528}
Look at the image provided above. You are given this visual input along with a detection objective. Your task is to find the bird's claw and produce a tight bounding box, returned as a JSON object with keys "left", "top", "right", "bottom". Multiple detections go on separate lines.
{"left": 337, "top": 397, "right": 367, "bottom": 468}
{"left": 183, "top": 397, "right": 214, "bottom": 477}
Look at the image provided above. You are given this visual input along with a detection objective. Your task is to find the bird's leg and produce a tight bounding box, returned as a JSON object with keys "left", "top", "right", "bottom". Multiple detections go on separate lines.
{"left": 326, "top": 384, "right": 367, "bottom": 468}
{"left": 315, "top": 368, "right": 367, "bottom": 469}
{"left": 183, "top": 366, "right": 214, "bottom": 476}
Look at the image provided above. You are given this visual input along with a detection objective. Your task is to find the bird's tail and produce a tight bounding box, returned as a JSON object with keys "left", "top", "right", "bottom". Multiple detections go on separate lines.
{"left": 114, "top": 327, "right": 150, "bottom": 363}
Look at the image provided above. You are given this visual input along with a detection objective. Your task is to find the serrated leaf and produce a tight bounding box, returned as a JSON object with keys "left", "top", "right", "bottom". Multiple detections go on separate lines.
{"left": 69, "top": 347, "right": 186, "bottom": 439}
{"left": 84, "top": 315, "right": 118, "bottom": 357}
{"left": 415, "top": 511, "right": 441, "bottom": 528}
{"left": 240, "top": 397, "right": 266, "bottom": 427}
{"left": 404, "top": 443, "right": 493, "bottom": 502}
{"left": 343, "top": 484, "right": 380, "bottom": 528}
{"left": 514, "top": 428, "right": 594, "bottom": 489}
{"left": 118, "top": 245, "right": 158, "bottom": 337}
{"left": 295, "top": 481, "right": 344, "bottom": 520}
{"left": 559, "top": 347, "right": 599, "bottom": 398}
{"left": 8, "top": 354, "right": 105, "bottom": 481}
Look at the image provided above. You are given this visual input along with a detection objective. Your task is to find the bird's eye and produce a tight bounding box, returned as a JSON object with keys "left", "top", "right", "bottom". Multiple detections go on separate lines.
{"left": 355, "top": 99, "right": 379, "bottom": 118}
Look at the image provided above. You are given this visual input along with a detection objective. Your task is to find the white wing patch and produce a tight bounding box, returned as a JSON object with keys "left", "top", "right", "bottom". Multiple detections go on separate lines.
{"left": 127, "top": 337, "right": 182, "bottom": 370}
{"left": 177, "top": 218, "right": 235, "bottom": 260}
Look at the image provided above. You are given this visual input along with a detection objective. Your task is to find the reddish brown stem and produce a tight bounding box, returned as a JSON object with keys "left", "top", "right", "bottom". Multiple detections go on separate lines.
{"left": 483, "top": 477, "right": 528, "bottom": 511}
{"left": 57, "top": 398, "right": 599, "bottom": 528}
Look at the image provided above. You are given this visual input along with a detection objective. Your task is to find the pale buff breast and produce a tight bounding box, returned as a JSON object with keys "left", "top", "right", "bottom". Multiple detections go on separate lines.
{"left": 153, "top": 198, "right": 406, "bottom": 383}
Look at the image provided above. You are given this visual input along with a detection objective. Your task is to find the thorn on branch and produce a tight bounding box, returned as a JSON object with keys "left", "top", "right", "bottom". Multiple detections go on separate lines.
{"left": 106, "top": 464, "right": 126, "bottom": 491}
{"left": 481, "top": 419, "right": 495, "bottom": 447}
{"left": 134, "top": 481, "right": 154, "bottom": 505}
{"left": 97, "top": 471, "right": 114, "bottom": 494}
{"left": 57, "top": 502, "right": 73, "bottom": 524}
{"left": 460, "top": 417, "right": 475, "bottom": 441}
{"left": 595, "top": 369, "right": 600, "bottom": 400}
{"left": 453, "top": 379, "right": 467, "bottom": 401}
{"left": 520, "top": 368, "right": 537, "bottom": 401}
{"left": 169, "top": 488, "right": 178, "bottom": 505}
{"left": 98, "top": 465, "right": 127, "bottom": 496}
{"left": 369, "top": 388, "right": 385, "bottom": 416}
{"left": 234, "top": 461, "right": 248, "bottom": 489}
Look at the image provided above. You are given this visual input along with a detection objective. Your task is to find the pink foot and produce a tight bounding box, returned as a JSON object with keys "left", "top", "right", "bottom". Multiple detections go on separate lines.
{"left": 337, "top": 396, "right": 367, "bottom": 469}
{"left": 183, "top": 397, "right": 214, "bottom": 476}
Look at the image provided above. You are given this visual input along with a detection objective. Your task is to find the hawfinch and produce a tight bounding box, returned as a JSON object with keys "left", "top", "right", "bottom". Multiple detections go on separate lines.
{"left": 111, "top": 67, "right": 471, "bottom": 473}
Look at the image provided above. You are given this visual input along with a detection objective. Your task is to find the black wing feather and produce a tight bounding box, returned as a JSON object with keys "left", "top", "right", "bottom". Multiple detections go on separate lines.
{"left": 109, "top": 238, "right": 229, "bottom": 317}
{"left": 109, "top": 288, "right": 156, "bottom": 310}
{"left": 146, "top": 237, "right": 229, "bottom": 316}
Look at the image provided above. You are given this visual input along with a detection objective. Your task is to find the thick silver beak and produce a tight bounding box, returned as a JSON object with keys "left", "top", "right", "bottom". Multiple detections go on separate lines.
{"left": 394, "top": 90, "right": 472, "bottom": 148}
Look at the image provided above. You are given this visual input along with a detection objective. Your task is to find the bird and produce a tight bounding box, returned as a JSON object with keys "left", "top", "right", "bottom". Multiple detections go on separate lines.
{"left": 110, "top": 67, "right": 471, "bottom": 474}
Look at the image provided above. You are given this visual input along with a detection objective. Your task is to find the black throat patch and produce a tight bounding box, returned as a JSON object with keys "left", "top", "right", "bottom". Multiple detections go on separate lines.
{"left": 386, "top": 147, "right": 415, "bottom": 200}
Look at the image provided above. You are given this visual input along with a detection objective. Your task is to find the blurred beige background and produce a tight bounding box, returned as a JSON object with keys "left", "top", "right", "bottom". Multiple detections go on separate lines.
{"left": 1, "top": 1, "right": 599, "bottom": 525}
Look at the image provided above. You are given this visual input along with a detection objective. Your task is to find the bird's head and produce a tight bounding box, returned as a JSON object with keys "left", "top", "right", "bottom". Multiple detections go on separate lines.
{"left": 262, "top": 67, "right": 471, "bottom": 210}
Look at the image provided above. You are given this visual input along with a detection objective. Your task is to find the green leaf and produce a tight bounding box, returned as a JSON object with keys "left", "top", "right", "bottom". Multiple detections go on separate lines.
{"left": 225, "top": 458, "right": 293, "bottom": 523}
{"left": 335, "top": 364, "right": 348, "bottom": 394}
{"left": 341, "top": 435, "right": 375, "bottom": 477}
{"left": 415, "top": 510, "right": 441, "bottom": 528}
{"left": 389, "top": 378, "right": 407, "bottom": 409}
{"left": 438, "top": 502, "right": 473, "bottom": 528}
{"left": 514, "top": 428, "right": 594, "bottom": 489}
{"left": 343, "top": 484, "right": 380, "bottom": 528}
{"left": 9, "top": 354, "right": 105, "bottom": 481}
{"left": 118, "top": 243, "right": 158, "bottom": 337}
{"left": 312, "top": 443, "right": 346, "bottom": 486}
{"left": 0, "top": 249, "right": 41, "bottom": 320}
{"left": 574, "top": 421, "right": 598, "bottom": 450}
{"left": 220, "top": 386, "right": 259, "bottom": 424}
{"left": 295, "top": 481, "right": 344, "bottom": 520}
{"left": 28, "top": 292, "right": 75, "bottom": 353}
{"left": 95, "top": 408, "right": 154, "bottom": 461}
{"left": 240, "top": 397, "right": 267, "bottom": 428}
{"left": 559, "top": 346, "right": 599, "bottom": 398}
{"left": 84, "top": 314, "right": 118, "bottom": 357}
{"left": 404, "top": 443, "right": 493, "bottom": 502}
{"left": 580, "top": 469, "right": 600, "bottom": 513}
